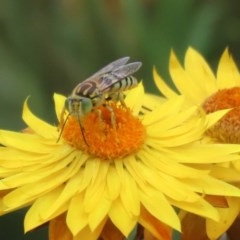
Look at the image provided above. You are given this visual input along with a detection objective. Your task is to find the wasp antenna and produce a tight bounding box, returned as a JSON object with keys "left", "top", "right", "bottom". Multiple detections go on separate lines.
{"left": 57, "top": 113, "right": 70, "bottom": 143}
{"left": 77, "top": 114, "right": 89, "bottom": 147}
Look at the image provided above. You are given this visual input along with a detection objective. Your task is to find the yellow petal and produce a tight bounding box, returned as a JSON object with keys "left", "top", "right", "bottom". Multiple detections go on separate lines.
{"left": 24, "top": 186, "right": 67, "bottom": 232}
{"left": 139, "top": 147, "right": 210, "bottom": 179}
{"left": 217, "top": 48, "right": 240, "bottom": 89}
{"left": 74, "top": 220, "right": 106, "bottom": 240}
{"left": 53, "top": 93, "right": 66, "bottom": 122}
{"left": 114, "top": 160, "right": 125, "bottom": 183}
{"left": 76, "top": 157, "right": 101, "bottom": 194}
{"left": 165, "top": 143, "right": 240, "bottom": 164}
{"left": 66, "top": 193, "right": 88, "bottom": 236}
{"left": 109, "top": 198, "right": 137, "bottom": 237}
{"left": 210, "top": 165, "right": 240, "bottom": 182}
{"left": 169, "top": 50, "right": 207, "bottom": 104}
{"left": 180, "top": 176, "right": 240, "bottom": 197}
{"left": 184, "top": 48, "right": 217, "bottom": 94}
{"left": 123, "top": 157, "right": 146, "bottom": 191}
{"left": 3, "top": 158, "right": 81, "bottom": 210}
{"left": 88, "top": 192, "right": 111, "bottom": 231}
{"left": 84, "top": 161, "right": 109, "bottom": 212}
{"left": 106, "top": 166, "right": 121, "bottom": 200}
{"left": 0, "top": 151, "right": 78, "bottom": 190}
{"left": 206, "top": 197, "right": 240, "bottom": 239}
{"left": 146, "top": 121, "right": 205, "bottom": 147}
{"left": 40, "top": 170, "right": 87, "bottom": 220}
{"left": 0, "top": 148, "right": 47, "bottom": 168}
{"left": 0, "top": 144, "right": 75, "bottom": 169}
{"left": 22, "top": 98, "right": 57, "bottom": 139}
{"left": 0, "top": 130, "right": 56, "bottom": 153}
{"left": 119, "top": 168, "right": 140, "bottom": 216}
{"left": 125, "top": 82, "right": 145, "bottom": 116}
{"left": 136, "top": 160, "right": 201, "bottom": 202}
{"left": 143, "top": 93, "right": 165, "bottom": 111}
{"left": 142, "top": 95, "right": 185, "bottom": 126}
{"left": 206, "top": 109, "right": 232, "bottom": 129}
{"left": 146, "top": 105, "right": 199, "bottom": 135}
{"left": 140, "top": 185, "right": 181, "bottom": 231}
{"left": 153, "top": 67, "right": 178, "bottom": 99}
{"left": 146, "top": 109, "right": 206, "bottom": 147}
{"left": 172, "top": 197, "right": 219, "bottom": 221}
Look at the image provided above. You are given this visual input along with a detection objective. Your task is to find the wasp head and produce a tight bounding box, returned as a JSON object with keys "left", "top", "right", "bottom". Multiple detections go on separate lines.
{"left": 65, "top": 96, "right": 93, "bottom": 118}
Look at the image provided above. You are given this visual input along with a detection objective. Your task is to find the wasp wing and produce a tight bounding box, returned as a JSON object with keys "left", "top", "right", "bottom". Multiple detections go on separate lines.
{"left": 99, "top": 61, "right": 142, "bottom": 92}
{"left": 72, "top": 57, "right": 132, "bottom": 95}
{"left": 85, "top": 57, "right": 130, "bottom": 81}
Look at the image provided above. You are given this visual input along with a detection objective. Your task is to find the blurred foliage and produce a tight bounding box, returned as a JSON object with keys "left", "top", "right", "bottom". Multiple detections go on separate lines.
{"left": 0, "top": 0, "right": 240, "bottom": 239}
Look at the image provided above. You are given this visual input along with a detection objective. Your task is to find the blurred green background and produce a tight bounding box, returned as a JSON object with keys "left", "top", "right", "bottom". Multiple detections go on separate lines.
{"left": 0, "top": 0, "right": 240, "bottom": 239}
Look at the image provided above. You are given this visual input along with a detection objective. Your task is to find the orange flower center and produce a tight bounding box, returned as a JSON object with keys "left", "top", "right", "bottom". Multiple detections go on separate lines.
{"left": 60, "top": 103, "right": 146, "bottom": 159}
{"left": 202, "top": 87, "right": 240, "bottom": 143}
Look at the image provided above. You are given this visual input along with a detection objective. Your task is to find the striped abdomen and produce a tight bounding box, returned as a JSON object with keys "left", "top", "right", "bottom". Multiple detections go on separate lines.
{"left": 105, "top": 76, "right": 138, "bottom": 93}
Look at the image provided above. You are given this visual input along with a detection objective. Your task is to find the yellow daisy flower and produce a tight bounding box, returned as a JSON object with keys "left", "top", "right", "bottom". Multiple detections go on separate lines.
{"left": 154, "top": 48, "right": 240, "bottom": 239}
{"left": 1, "top": 83, "right": 240, "bottom": 240}
{"left": 154, "top": 47, "right": 240, "bottom": 144}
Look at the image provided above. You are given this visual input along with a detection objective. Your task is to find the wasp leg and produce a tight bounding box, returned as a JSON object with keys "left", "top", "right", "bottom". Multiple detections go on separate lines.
{"left": 57, "top": 107, "right": 68, "bottom": 143}
{"left": 76, "top": 114, "right": 89, "bottom": 146}
{"left": 96, "top": 108, "right": 103, "bottom": 122}
{"left": 58, "top": 106, "right": 66, "bottom": 130}
{"left": 100, "top": 104, "right": 116, "bottom": 127}
{"left": 118, "top": 92, "right": 127, "bottom": 107}
{"left": 105, "top": 105, "right": 116, "bottom": 127}
{"left": 106, "top": 92, "right": 127, "bottom": 108}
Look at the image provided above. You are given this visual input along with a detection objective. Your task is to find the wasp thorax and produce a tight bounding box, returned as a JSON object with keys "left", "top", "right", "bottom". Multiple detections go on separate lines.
{"left": 65, "top": 96, "right": 93, "bottom": 117}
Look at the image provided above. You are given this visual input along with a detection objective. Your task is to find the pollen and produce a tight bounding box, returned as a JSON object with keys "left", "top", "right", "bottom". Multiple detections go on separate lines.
{"left": 60, "top": 103, "right": 146, "bottom": 160}
{"left": 202, "top": 87, "right": 240, "bottom": 143}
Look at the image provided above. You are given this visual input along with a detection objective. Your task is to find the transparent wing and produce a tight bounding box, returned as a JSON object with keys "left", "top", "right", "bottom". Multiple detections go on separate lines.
{"left": 86, "top": 57, "right": 130, "bottom": 80}
{"left": 99, "top": 61, "right": 142, "bottom": 91}
{"left": 73, "top": 58, "right": 142, "bottom": 95}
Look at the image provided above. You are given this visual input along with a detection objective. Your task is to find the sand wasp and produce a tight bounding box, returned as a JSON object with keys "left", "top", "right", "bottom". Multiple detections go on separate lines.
{"left": 58, "top": 57, "right": 142, "bottom": 144}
